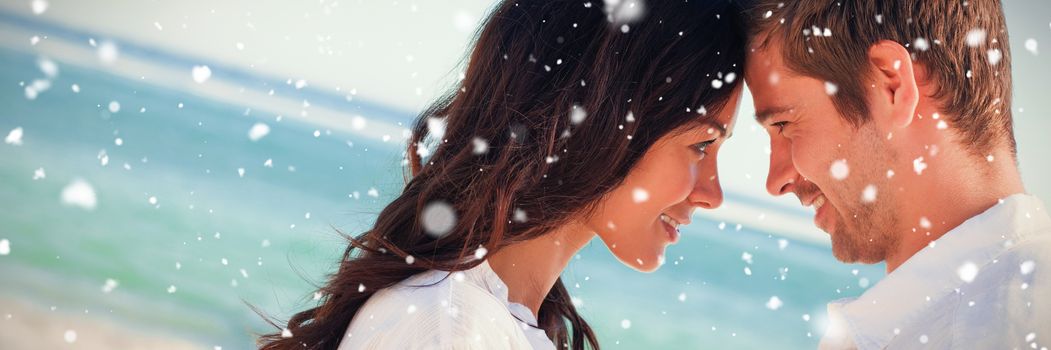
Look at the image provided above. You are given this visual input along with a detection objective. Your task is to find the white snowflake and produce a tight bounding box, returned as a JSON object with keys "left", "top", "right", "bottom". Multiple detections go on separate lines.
{"left": 248, "top": 123, "right": 270, "bottom": 141}
{"left": 102, "top": 278, "right": 119, "bottom": 293}
{"left": 38, "top": 57, "right": 58, "bottom": 78}
{"left": 64, "top": 329, "right": 76, "bottom": 343}
{"left": 471, "top": 137, "right": 488, "bottom": 154}
{"left": 824, "top": 81, "right": 838, "bottom": 95}
{"left": 351, "top": 116, "right": 367, "bottom": 130}
{"left": 513, "top": 208, "right": 528, "bottom": 223}
{"left": 829, "top": 159, "right": 849, "bottom": 180}
{"left": 97, "top": 41, "right": 119, "bottom": 64}
{"left": 965, "top": 28, "right": 987, "bottom": 48}
{"left": 913, "top": 157, "right": 928, "bottom": 175}
{"left": 31, "top": 0, "right": 48, "bottom": 15}
{"left": 957, "top": 261, "right": 979, "bottom": 283}
{"left": 570, "top": 104, "right": 587, "bottom": 125}
{"left": 913, "top": 37, "right": 930, "bottom": 51}
{"left": 1020, "top": 260, "right": 1035, "bottom": 275}
{"left": 192, "top": 65, "right": 212, "bottom": 83}
{"left": 765, "top": 296, "right": 783, "bottom": 310}
{"left": 421, "top": 201, "right": 457, "bottom": 237}
{"left": 987, "top": 48, "right": 1003, "bottom": 65}
{"left": 60, "top": 179, "right": 97, "bottom": 210}
{"left": 861, "top": 184, "right": 877, "bottom": 203}
{"left": 632, "top": 188, "right": 649, "bottom": 203}
{"left": 4, "top": 127, "right": 23, "bottom": 146}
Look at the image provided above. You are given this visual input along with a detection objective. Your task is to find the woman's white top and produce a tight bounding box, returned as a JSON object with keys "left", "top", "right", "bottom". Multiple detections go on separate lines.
{"left": 337, "top": 261, "right": 556, "bottom": 350}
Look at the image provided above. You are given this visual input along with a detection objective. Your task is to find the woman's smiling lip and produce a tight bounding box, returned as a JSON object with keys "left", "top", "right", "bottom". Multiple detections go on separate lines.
{"left": 659, "top": 213, "right": 682, "bottom": 243}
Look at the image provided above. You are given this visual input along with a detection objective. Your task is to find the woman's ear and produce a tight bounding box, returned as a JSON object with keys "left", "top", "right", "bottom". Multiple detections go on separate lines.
{"left": 867, "top": 40, "right": 919, "bottom": 129}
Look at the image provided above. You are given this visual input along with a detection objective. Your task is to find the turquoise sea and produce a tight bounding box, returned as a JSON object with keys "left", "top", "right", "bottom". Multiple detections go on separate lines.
{"left": 0, "top": 40, "right": 890, "bottom": 349}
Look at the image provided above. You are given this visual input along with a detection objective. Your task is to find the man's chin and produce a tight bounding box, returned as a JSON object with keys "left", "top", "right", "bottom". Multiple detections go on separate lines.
{"left": 830, "top": 241, "right": 885, "bottom": 265}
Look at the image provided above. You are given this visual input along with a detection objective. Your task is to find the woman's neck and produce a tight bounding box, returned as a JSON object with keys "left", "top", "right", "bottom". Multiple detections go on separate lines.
{"left": 486, "top": 221, "right": 595, "bottom": 318}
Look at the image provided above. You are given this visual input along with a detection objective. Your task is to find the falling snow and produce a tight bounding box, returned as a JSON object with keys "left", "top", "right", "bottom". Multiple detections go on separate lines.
{"left": 5, "top": 127, "right": 23, "bottom": 146}
{"left": 421, "top": 201, "right": 456, "bottom": 238}
{"left": 957, "top": 261, "right": 979, "bottom": 283}
{"left": 913, "top": 157, "right": 928, "bottom": 175}
{"left": 97, "top": 41, "right": 119, "bottom": 64}
{"left": 60, "top": 179, "right": 97, "bottom": 210}
{"left": 829, "top": 159, "right": 849, "bottom": 180}
{"left": 913, "top": 37, "right": 930, "bottom": 51}
{"left": 31, "top": 0, "right": 48, "bottom": 15}
{"left": 965, "top": 29, "right": 987, "bottom": 47}
{"left": 248, "top": 123, "right": 270, "bottom": 141}
{"left": 824, "top": 81, "right": 838, "bottom": 95}
{"left": 192, "top": 65, "right": 212, "bottom": 83}
{"left": 570, "top": 104, "right": 587, "bottom": 125}
{"left": 987, "top": 48, "right": 1003, "bottom": 65}
{"left": 64, "top": 329, "right": 76, "bottom": 343}
{"left": 632, "top": 188, "right": 649, "bottom": 203}
{"left": 919, "top": 217, "right": 932, "bottom": 229}
{"left": 1020, "top": 260, "right": 1035, "bottom": 275}
{"left": 102, "top": 278, "right": 119, "bottom": 293}
{"left": 861, "top": 184, "right": 877, "bottom": 203}
{"left": 471, "top": 137, "right": 488, "bottom": 154}
{"left": 765, "top": 296, "right": 783, "bottom": 310}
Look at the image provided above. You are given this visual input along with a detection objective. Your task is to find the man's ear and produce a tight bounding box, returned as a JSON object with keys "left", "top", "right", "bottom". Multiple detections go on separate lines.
{"left": 868, "top": 40, "right": 919, "bottom": 129}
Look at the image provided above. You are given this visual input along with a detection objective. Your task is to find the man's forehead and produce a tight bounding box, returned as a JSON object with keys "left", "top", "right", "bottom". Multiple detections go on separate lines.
{"left": 745, "top": 45, "right": 786, "bottom": 76}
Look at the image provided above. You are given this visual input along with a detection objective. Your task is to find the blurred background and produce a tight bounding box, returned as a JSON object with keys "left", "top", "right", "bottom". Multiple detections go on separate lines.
{"left": 0, "top": 0, "right": 1048, "bottom": 349}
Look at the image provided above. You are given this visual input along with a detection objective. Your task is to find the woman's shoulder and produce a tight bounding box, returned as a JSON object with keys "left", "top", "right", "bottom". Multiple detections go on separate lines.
{"left": 338, "top": 268, "right": 537, "bottom": 349}
{"left": 367, "top": 269, "right": 511, "bottom": 317}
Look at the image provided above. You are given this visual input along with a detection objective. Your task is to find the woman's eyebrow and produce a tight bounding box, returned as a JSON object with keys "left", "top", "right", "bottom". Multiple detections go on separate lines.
{"left": 697, "top": 122, "right": 727, "bottom": 138}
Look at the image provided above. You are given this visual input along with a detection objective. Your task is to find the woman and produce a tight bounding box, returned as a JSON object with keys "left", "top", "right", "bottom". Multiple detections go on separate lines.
{"left": 258, "top": 0, "right": 747, "bottom": 349}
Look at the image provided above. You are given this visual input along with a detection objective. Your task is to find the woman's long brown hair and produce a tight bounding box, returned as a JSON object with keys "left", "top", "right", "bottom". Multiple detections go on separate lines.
{"left": 258, "top": 1, "right": 747, "bottom": 349}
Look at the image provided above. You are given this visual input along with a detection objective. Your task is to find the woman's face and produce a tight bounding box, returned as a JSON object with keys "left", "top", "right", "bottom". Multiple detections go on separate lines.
{"left": 586, "top": 88, "right": 741, "bottom": 272}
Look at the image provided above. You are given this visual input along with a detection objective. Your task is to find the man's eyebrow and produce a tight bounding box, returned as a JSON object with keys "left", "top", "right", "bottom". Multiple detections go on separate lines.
{"left": 755, "top": 106, "right": 793, "bottom": 124}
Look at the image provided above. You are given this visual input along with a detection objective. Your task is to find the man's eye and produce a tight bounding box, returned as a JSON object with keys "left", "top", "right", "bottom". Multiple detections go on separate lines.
{"left": 771, "top": 121, "right": 789, "bottom": 134}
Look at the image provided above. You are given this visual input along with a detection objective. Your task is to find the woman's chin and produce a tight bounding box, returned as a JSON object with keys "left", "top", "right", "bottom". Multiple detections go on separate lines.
{"left": 613, "top": 251, "right": 666, "bottom": 273}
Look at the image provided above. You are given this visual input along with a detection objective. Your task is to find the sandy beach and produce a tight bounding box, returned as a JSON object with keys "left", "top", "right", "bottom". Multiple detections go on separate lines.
{"left": 0, "top": 294, "right": 207, "bottom": 350}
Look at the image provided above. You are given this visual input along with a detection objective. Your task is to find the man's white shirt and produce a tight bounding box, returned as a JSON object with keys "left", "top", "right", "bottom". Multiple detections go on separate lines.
{"left": 820, "top": 194, "right": 1051, "bottom": 350}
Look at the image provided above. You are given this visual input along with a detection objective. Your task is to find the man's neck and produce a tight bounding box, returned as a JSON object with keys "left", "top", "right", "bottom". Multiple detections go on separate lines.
{"left": 486, "top": 222, "right": 595, "bottom": 317}
{"left": 885, "top": 146, "right": 1024, "bottom": 273}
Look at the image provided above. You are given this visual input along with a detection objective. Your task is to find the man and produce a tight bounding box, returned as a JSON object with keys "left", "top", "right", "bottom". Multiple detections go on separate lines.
{"left": 743, "top": 1, "right": 1051, "bottom": 349}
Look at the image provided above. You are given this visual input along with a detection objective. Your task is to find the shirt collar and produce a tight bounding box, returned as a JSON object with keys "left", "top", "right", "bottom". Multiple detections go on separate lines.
{"left": 827, "top": 194, "right": 1051, "bottom": 349}
{"left": 463, "top": 260, "right": 541, "bottom": 327}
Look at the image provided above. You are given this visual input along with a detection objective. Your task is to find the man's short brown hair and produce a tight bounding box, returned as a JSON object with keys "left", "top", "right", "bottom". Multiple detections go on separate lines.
{"left": 747, "top": 0, "right": 1015, "bottom": 156}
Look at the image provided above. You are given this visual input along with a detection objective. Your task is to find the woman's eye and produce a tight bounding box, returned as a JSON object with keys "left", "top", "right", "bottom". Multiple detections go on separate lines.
{"left": 692, "top": 140, "right": 716, "bottom": 156}
{"left": 771, "top": 121, "right": 789, "bottom": 134}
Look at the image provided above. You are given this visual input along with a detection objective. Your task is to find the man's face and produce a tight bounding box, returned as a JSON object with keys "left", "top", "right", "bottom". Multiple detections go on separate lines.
{"left": 745, "top": 44, "right": 900, "bottom": 264}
